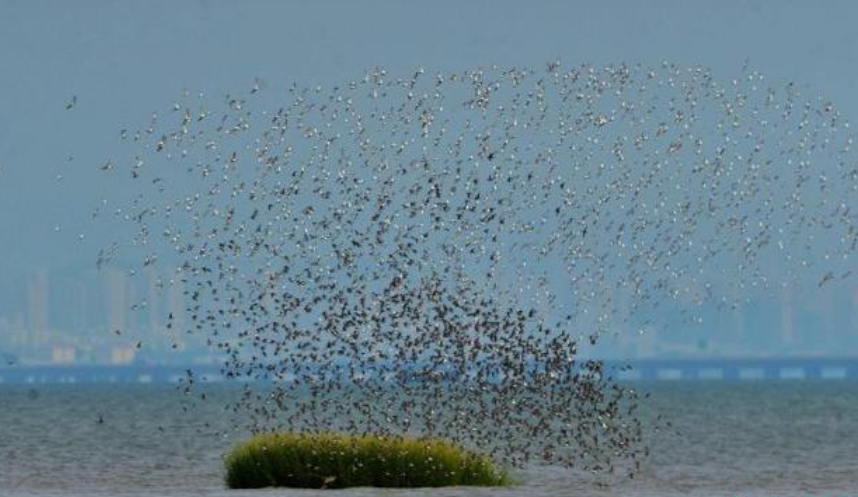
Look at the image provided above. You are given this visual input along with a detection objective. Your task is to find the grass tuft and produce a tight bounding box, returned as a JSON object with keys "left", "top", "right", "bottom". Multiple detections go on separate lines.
{"left": 224, "top": 431, "right": 510, "bottom": 489}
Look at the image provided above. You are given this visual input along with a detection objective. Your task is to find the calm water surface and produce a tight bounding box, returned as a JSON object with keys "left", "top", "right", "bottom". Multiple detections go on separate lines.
{"left": 1, "top": 381, "right": 856, "bottom": 497}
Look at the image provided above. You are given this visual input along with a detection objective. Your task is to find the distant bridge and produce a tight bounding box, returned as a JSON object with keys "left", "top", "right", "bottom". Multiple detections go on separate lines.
{"left": 0, "top": 363, "right": 224, "bottom": 385}
{"left": 0, "top": 357, "right": 857, "bottom": 384}
{"left": 606, "top": 357, "right": 858, "bottom": 381}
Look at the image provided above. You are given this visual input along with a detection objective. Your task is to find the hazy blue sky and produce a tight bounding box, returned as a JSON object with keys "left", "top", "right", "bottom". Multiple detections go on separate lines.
{"left": 1, "top": 0, "right": 858, "bottom": 357}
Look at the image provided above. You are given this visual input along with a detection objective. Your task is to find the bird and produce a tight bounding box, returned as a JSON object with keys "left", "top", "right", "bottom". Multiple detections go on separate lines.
{"left": 90, "top": 61, "right": 858, "bottom": 480}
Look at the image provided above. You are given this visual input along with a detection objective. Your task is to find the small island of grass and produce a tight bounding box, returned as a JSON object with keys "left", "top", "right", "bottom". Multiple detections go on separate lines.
{"left": 224, "top": 431, "right": 510, "bottom": 489}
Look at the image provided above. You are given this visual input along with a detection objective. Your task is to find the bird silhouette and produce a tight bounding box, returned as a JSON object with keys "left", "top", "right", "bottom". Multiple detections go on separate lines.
{"left": 91, "top": 62, "right": 858, "bottom": 480}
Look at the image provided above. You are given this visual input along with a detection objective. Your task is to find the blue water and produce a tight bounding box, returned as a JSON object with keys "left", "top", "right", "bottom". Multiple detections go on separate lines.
{"left": 1, "top": 382, "right": 856, "bottom": 496}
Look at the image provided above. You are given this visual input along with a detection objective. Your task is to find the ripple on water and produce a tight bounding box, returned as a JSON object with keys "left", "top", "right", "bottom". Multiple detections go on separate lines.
{"left": 0, "top": 382, "right": 857, "bottom": 496}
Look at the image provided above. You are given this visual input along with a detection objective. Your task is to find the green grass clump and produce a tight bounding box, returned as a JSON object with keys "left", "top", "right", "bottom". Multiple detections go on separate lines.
{"left": 224, "top": 431, "right": 510, "bottom": 489}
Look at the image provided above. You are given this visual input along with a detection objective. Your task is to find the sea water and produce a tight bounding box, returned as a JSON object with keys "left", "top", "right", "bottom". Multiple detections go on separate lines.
{"left": 1, "top": 381, "right": 856, "bottom": 497}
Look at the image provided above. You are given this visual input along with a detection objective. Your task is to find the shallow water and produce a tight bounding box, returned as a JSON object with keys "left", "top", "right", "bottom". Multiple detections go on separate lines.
{"left": 1, "top": 381, "right": 856, "bottom": 496}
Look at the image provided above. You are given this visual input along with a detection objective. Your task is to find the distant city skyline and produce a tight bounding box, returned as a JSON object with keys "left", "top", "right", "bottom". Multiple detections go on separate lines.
{"left": 3, "top": 0, "right": 858, "bottom": 363}
{"left": 1, "top": 264, "right": 857, "bottom": 366}
{"left": 0, "top": 265, "right": 207, "bottom": 366}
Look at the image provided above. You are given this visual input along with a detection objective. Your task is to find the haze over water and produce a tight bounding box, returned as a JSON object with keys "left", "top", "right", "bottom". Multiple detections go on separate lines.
{"left": 2, "top": 382, "right": 857, "bottom": 497}
{"left": 1, "top": 0, "right": 858, "bottom": 360}
{"left": 2, "top": 1, "right": 858, "bottom": 496}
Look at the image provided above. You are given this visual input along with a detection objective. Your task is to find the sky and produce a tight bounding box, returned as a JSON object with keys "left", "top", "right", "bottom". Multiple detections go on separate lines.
{"left": 1, "top": 0, "right": 858, "bottom": 358}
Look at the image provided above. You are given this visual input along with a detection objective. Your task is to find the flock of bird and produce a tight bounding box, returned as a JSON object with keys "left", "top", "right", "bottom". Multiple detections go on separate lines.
{"left": 92, "top": 62, "right": 858, "bottom": 478}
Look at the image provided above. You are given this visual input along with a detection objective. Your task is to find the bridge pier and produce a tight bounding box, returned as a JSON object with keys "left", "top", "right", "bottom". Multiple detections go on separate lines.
{"left": 1, "top": 359, "right": 857, "bottom": 383}
{"left": 804, "top": 365, "right": 822, "bottom": 380}
{"left": 722, "top": 366, "right": 740, "bottom": 380}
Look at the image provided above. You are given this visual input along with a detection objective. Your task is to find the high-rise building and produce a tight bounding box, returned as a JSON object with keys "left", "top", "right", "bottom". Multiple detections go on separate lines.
{"left": 105, "top": 267, "right": 127, "bottom": 334}
{"left": 147, "top": 268, "right": 163, "bottom": 337}
{"left": 13, "top": 313, "right": 25, "bottom": 351}
{"left": 853, "top": 289, "right": 858, "bottom": 336}
{"left": 0, "top": 316, "right": 9, "bottom": 351}
{"left": 781, "top": 284, "right": 794, "bottom": 346}
{"left": 733, "top": 296, "right": 745, "bottom": 344}
{"left": 1, "top": 315, "right": 24, "bottom": 355}
{"left": 166, "top": 274, "right": 187, "bottom": 353}
{"left": 128, "top": 277, "right": 139, "bottom": 331}
{"left": 27, "top": 267, "right": 49, "bottom": 353}
{"left": 72, "top": 281, "right": 87, "bottom": 335}
{"left": 168, "top": 274, "right": 185, "bottom": 332}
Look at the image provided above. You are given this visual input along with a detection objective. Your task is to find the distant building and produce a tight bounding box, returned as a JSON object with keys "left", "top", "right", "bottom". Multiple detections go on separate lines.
{"left": 51, "top": 345, "right": 76, "bottom": 364}
{"left": 147, "top": 268, "right": 162, "bottom": 336}
{"left": 71, "top": 282, "right": 87, "bottom": 334}
{"left": 852, "top": 290, "right": 858, "bottom": 335}
{"left": 111, "top": 346, "right": 135, "bottom": 365}
{"left": 0, "top": 317, "right": 10, "bottom": 350}
{"left": 168, "top": 274, "right": 185, "bottom": 332}
{"left": 105, "top": 268, "right": 127, "bottom": 334}
{"left": 781, "top": 285, "right": 793, "bottom": 345}
{"left": 27, "top": 267, "right": 49, "bottom": 352}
